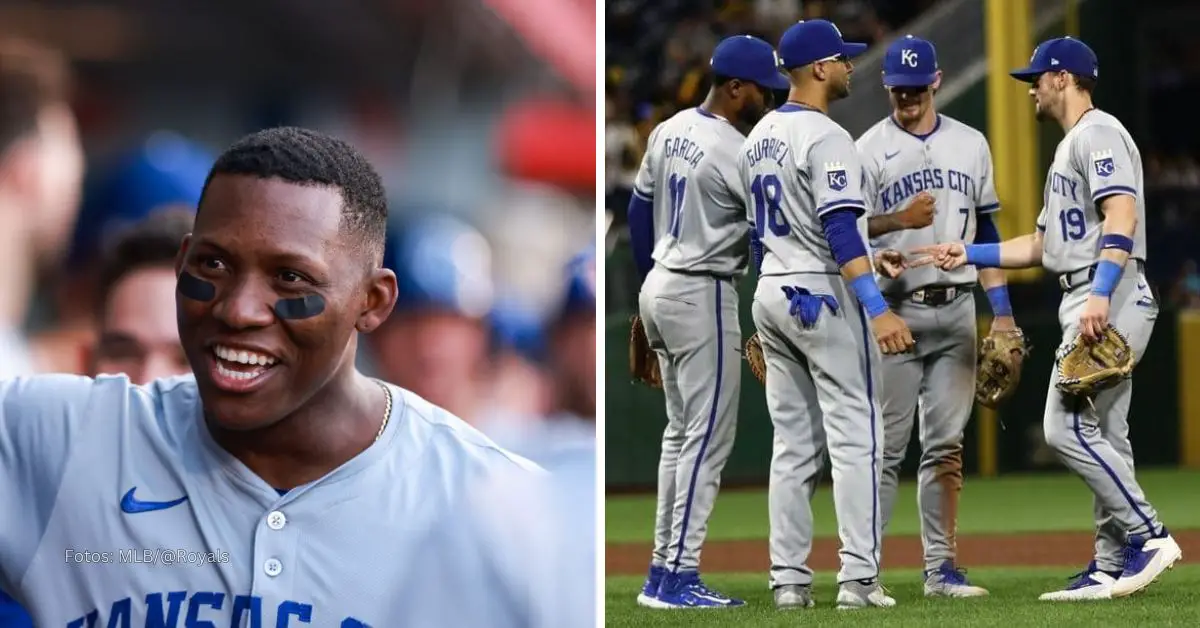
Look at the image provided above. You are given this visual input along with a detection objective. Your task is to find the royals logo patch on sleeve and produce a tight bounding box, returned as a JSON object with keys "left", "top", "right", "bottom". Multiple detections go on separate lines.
{"left": 1091, "top": 150, "right": 1115, "bottom": 178}
{"left": 825, "top": 162, "right": 848, "bottom": 191}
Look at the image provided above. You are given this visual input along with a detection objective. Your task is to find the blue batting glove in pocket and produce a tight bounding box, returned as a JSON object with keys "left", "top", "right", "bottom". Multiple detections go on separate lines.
{"left": 782, "top": 286, "right": 839, "bottom": 328}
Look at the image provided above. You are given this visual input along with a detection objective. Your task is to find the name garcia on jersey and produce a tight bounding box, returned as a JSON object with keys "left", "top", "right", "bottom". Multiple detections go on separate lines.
{"left": 66, "top": 592, "right": 370, "bottom": 628}
{"left": 879, "top": 167, "right": 978, "bottom": 212}
{"left": 662, "top": 135, "right": 705, "bottom": 169}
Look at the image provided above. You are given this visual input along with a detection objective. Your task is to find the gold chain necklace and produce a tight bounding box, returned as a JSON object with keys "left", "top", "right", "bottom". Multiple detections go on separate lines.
{"left": 374, "top": 379, "right": 392, "bottom": 442}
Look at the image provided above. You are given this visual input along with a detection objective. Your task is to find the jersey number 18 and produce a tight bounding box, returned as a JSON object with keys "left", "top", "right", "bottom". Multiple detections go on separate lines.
{"left": 752, "top": 174, "right": 791, "bottom": 237}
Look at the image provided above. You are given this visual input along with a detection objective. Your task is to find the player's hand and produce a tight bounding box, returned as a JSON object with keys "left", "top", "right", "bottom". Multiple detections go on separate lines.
{"left": 909, "top": 242, "right": 968, "bottom": 271}
{"left": 874, "top": 249, "right": 908, "bottom": 278}
{"left": 1078, "top": 295, "right": 1111, "bottom": 342}
{"left": 898, "top": 192, "right": 936, "bottom": 229}
{"left": 871, "top": 310, "right": 915, "bottom": 355}
{"left": 990, "top": 315, "right": 1018, "bottom": 333}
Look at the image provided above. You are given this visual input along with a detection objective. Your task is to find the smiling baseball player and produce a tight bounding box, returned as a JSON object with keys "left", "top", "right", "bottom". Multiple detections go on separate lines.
{"left": 627, "top": 34, "right": 788, "bottom": 609}
{"left": 856, "top": 35, "right": 1011, "bottom": 598}
{"left": 740, "top": 19, "right": 914, "bottom": 611}
{"left": 0, "top": 127, "right": 543, "bottom": 627}
{"left": 912, "top": 37, "right": 1181, "bottom": 601}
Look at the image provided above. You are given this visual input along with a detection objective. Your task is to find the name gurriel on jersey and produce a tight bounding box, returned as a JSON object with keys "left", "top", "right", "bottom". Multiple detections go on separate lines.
{"left": 879, "top": 167, "right": 979, "bottom": 212}
{"left": 744, "top": 136, "right": 790, "bottom": 169}
{"left": 65, "top": 592, "right": 371, "bottom": 628}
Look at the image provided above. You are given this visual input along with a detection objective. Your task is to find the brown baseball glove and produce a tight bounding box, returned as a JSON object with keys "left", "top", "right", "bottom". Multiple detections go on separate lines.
{"left": 1055, "top": 325, "right": 1135, "bottom": 397}
{"left": 629, "top": 315, "right": 662, "bottom": 389}
{"left": 975, "top": 327, "right": 1030, "bottom": 407}
{"left": 745, "top": 332, "right": 766, "bottom": 384}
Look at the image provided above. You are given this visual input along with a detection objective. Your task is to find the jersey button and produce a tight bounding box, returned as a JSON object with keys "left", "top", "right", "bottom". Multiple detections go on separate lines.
{"left": 264, "top": 558, "right": 283, "bottom": 577}
{"left": 267, "top": 510, "right": 287, "bottom": 530}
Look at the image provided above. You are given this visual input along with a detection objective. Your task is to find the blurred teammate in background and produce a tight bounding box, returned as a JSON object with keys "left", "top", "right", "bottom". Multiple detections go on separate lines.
{"left": 367, "top": 214, "right": 495, "bottom": 421}
{"left": 454, "top": 246, "right": 596, "bottom": 628}
{"left": 87, "top": 208, "right": 195, "bottom": 384}
{"left": 484, "top": 297, "right": 554, "bottom": 422}
{"left": 35, "top": 132, "right": 212, "bottom": 373}
{"left": 0, "top": 34, "right": 82, "bottom": 628}
{"left": 0, "top": 38, "right": 84, "bottom": 379}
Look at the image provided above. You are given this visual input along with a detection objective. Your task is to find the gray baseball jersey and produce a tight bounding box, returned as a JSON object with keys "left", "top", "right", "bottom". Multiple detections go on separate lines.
{"left": 633, "top": 107, "right": 751, "bottom": 276}
{"left": 738, "top": 103, "right": 883, "bottom": 587}
{"left": 1036, "top": 108, "right": 1162, "bottom": 572}
{"left": 633, "top": 106, "right": 748, "bottom": 577}
{"left": 857, "top": 114, "right": 998, "bottom": 571}
{"left": 858, "top": 114, "right": 1001, "bottom": 293}
{"left": 738, "top": 106, "right": 871, "bottom": 275}
{"left": 0, "top": 374, "right": 544, "bottom": 627}
{"left": 1035, "top": 109, "right": 1146, "bottom": 274}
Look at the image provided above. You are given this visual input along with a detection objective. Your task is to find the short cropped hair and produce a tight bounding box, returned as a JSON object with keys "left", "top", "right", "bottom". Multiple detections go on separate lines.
{"left": 0, "top": 38, "right": 71, "bottom": 154}
{"left": 201, "top": 127, "right": 389, "bottom": 262}
{"left": 96, "top": 208, "right": 195, "bottom": 320}
{"left": 1071, "top": 73, "right": 1096, "bottom": 94}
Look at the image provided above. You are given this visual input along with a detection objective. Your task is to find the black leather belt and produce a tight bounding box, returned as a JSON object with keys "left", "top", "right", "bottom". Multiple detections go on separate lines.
{"left": 1058, "top": 260, "right": 1146, "bottom": 292}
{"left": 896, "top": 283, "right": 975, "bottom": 307}
{"left": 664, "top": 267, "right": 736, "bottom": 282}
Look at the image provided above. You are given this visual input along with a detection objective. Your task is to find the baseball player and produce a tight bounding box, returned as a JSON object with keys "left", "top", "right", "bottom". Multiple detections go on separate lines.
{"left": 0, "top": 127, "right": 544, "bottom": 627}
{"left": 913, "top": 37, "right": 1181, "bottom": 601}
{"left": 856, "top": 35, "right": 1008, "bottom": 598}
{"left": 628, "top": 34, "right": 788, "bottom": 609}
{"left": 366, "top": 214, "right": 495, "bottom": 422}
{"left": 87, "top": 209, "right": 196, "bottom": 384}
{"left": 740, "top": 19, "right": 916, "bottom": 610}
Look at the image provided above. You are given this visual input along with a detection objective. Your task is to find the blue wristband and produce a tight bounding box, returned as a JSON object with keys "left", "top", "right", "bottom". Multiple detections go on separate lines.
{"left": 1100, "top": 234, "right": 1134, "bottom": 253}
{"left": 1091, "top": 260, "right": 1122, "bottom": 297}
{"left": 986, "top": 286, "right": 1013, "bottom": 317}
{"left": 850, "top": 273, "right": 889, "bottom": 319}
{"left": 964, "top": 243, "right": 1001, "bottom": 268}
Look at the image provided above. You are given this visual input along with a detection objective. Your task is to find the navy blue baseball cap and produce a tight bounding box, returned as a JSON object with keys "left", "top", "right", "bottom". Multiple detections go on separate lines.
{"left": 777, "top": 19, "right": 868, "bottom": 70}
{"left": 1010, "top": 36, "right": 1098, "bottom": 83}
{"left": 882, "top": 35, "right": 939, "bottom": 87}
{"left": 710, "top": 35, "right": 790, "bottom": 91}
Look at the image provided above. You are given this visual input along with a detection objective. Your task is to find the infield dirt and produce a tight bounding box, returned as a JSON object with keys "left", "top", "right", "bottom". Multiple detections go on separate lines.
{"left": 606, "top": 529, "right": 1200, "bottom": 575}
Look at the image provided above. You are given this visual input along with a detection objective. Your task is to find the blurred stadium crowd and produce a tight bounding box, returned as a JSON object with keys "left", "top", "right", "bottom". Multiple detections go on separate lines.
{"left": 606, "top": 0, "right": 1200, "bottom": 310}
{"left": 0, "top": 0, "right": 595, "bottom": 625}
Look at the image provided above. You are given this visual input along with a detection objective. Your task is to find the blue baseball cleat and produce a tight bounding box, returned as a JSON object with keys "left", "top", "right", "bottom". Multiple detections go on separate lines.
{"left": 636, "top": 565, "right": 668, "bottom": 608}
{"left": 655, "top": 570, "right": 746, "bottom": 608}
{"left": 1110, "top": 529, "right": 1182, "bottom": 598}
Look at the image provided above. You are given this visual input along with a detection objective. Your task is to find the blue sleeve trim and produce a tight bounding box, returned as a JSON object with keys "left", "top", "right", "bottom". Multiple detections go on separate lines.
{"left": 974, "top": 211, "right": 1001, "bottom": 244}
{"left": 1091, "top": 259, "right": 1122, "bottom": 297}
{"left": 1092, "top": 185, "right": 1137, "bottom": 202}
{"left": 849, "top": 274, "right": 888, "bottom": 318}
{"left": 815, "top": 199, "right": 867, "bottom": 216}
{"left": 986, "top": 285, "right": 1012, "bottom": 317}
{"left": 627, "top": 194, "right": 655, "bottom": 280}
{"left": 965, "top": 243, "right": 1001, "bottom": 268}
{"left": 749, "top": 230, "right": 764, "bottom": 275}
{"left": 976, "top": 202, "right": 1001, "bottom": 213}
{"left": 633, "top": 187, "right": 653, "bottom": 200}
{"left": 820, "top": 208, "right": 868, "bottom": 267}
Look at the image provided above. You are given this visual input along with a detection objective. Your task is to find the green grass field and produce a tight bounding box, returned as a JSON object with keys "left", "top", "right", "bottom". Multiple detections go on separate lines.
{"left": 606, "top": 469, "right": 1200, "bottom": 542}
{"left": 605, "top": 470, "right": 1200, "bottom": 624}
{"left": 606, "top": 566, "right": 1200, "bottom": 626}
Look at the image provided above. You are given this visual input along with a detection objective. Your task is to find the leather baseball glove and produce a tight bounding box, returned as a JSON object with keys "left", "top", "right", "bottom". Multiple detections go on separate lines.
{"left": 629, "top": 315, "right": 662, "bottom": 389}
{"left": 1055, "top": 325, "right": 1135, "bottom": 397}
{"left": 975, "top": 327, "right": 1030, "bottom": 407}
{"left": 745, "top": 332, "right": 766, "bottom": 384}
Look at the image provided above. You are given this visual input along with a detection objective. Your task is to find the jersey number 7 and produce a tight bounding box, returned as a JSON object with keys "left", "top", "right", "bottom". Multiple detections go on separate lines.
{"left": 752, "top": 174, "right": 791, "bottom": 237}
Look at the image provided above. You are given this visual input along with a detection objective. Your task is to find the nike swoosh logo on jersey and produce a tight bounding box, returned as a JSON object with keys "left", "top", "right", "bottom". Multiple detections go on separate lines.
{"left": 120, "top": 487, "right": 188, "bottom": 514}
{"left": 884, "top": 150, "right": 900, "bottom": 161}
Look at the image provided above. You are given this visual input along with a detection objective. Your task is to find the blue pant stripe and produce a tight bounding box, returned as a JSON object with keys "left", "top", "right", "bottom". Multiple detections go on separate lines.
{"left": 1071, "top": 400, "right": 1156, "bottom": 536}
{"left": 671, "top": 279, "right": 723, "bottom": 572}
